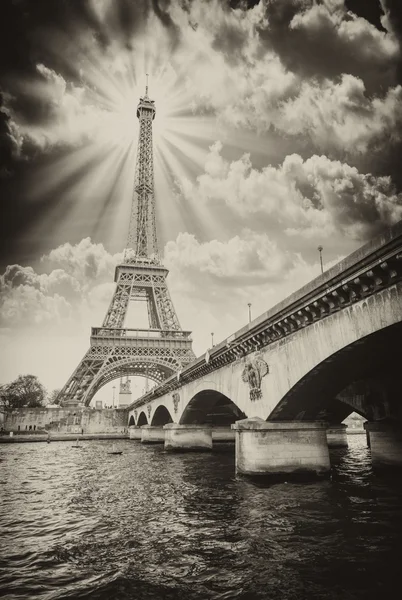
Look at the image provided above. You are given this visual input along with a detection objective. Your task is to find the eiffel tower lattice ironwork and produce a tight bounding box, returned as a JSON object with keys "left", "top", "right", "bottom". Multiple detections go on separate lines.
{"left": 58, "top": 81, "right": 195, "bottom": 407}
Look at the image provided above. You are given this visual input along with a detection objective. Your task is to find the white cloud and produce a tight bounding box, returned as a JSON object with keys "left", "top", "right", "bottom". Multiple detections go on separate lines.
{"left": 290, "top": 0, "right": 399, "bottom": 66}
{"left": 178, "top": 143, "right": 402, "bottom": 241}
{"left": 172, "top": 0, "right": 401, "bottom": 154}
{"left": 164, "top": 230, "right": 295, "bottom": 285}
{"left": 41, "top": 237, "right": 121, "bottom": 283}
{"left": 0, "top": 283, "right": 71, "bottom": 328}
{"left": 280, "top": 75, "right": 402, "bottom": 154}
{"left": 0, "top": 238, "right": 121, "bottom": 330}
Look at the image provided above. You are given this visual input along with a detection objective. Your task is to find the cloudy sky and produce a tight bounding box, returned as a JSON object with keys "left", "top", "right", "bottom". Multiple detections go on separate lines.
{"left": 1, "top": 0, "right": 401, "bottom": 403}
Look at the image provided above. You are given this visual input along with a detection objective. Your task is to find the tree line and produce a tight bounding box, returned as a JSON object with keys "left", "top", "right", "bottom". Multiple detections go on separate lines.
{"left": 0, "top": 374, "right": 61, "bottom": 410}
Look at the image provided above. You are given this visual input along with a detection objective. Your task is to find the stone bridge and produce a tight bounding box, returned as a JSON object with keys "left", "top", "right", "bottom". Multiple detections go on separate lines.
{"left": 128, "top": 221, "right": 402, "bottom": 477}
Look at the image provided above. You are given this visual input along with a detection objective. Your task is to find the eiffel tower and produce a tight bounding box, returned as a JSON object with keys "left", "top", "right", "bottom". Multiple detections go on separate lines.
{"left": 58, "top": 80, "right": 195, "bottom": 407}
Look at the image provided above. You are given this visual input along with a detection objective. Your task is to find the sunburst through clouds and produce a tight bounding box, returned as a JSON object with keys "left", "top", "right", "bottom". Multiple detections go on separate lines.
{"left": 9, "top": 20, "right": 221, "bottom": 262}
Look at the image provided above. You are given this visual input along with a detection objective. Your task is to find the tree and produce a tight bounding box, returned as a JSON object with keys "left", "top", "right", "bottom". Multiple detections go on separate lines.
{"left": 0, "top": 374, "right": 47, "bottom": 410}
{"left": 47, "top": 388, "right": 61, "bottom": 405}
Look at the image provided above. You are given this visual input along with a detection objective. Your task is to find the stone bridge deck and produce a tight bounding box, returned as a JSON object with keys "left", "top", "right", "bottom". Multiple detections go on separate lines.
{"left": 129, "top": 219, "right": 402, "bottom": 415}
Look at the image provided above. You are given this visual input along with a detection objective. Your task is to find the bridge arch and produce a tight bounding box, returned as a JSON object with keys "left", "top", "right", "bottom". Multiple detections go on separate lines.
{"left": 269, "top": 320, "right": 402, "bottom": 422}
{"left": 180, "top": 389, "right": 246, "bottom": 425}
{"left": 128, "top": 415, "right": 135, "bottom": 426}
{"left": 151, "top": 405, "right": 173, "bottom": 426}
{"left": 137, "top": 411, "right": 148, "bottom": 426}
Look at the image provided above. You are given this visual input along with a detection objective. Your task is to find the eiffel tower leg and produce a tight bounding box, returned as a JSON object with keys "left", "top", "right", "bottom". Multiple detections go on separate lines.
{"left": 102, "top": 279, "right": 131, "bottom": 328}
{"left": 153, "top": 281, "right": 182, "bottom": 330}
{"left": 58, "top": 346, "right": 111, "bottom": 406}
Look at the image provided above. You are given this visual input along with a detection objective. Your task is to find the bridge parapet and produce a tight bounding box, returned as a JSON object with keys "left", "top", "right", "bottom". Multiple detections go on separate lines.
{"left": 129, "top": 220, "right": 402, "bottom": 411}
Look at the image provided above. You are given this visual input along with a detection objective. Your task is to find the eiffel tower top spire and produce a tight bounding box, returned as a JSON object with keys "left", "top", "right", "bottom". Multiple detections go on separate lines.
{"left": 124, "top": 76, "right": 159, "bottom": 265}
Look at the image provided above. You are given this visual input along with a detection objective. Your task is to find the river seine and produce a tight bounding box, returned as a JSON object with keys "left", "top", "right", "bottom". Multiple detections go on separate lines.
{"left": 1, "top": 436, "right": 402, "bottom": 599}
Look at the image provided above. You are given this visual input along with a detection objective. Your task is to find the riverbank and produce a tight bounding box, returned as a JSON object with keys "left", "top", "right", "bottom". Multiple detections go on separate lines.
{"left": 0, "top": 429, "right": 366, "bottom": 443}
{"left": 0, "top": 433, "right": 129, "bottom": 443}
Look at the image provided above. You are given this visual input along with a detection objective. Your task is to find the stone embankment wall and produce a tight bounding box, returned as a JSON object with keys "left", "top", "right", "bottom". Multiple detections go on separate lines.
{"left": 3, "top": 407, "right": 129, "bottom": 434}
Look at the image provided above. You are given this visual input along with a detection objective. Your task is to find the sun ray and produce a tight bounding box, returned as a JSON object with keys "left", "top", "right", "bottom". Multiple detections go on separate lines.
{"left": 154, "top": 139, "right": 223, "bottom": 244}
{"left": 29, "top": 142, "right": 115, "bottom": 202}
{"left": 161, "top": 130, "right": 208, "bottom": 173}
{"left": 7, "top": 11, "right": 267, "bottom": 264}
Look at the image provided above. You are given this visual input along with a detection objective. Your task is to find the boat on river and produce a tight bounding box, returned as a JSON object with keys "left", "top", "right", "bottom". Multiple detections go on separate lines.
{"left": 108, "top": 443, "right": 123, "bottom": 455}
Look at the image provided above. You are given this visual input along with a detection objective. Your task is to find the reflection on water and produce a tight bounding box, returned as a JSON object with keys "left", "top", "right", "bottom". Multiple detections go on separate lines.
{"left": 1, "top": 436, "right": 402, "bottom": 599}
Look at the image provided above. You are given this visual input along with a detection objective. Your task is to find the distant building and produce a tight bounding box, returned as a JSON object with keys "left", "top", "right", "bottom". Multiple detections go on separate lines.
{"left": 95, "top": 400, "right": 102, "bottom": 410}
{"left": 117, "top": 377, "right": 132, "bottom": 408}
{"left": 343, "top": 412, "right": 365, "bottom": 430}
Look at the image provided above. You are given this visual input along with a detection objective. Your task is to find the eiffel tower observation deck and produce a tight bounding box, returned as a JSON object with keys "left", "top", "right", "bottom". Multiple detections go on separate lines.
{"left": 58, "top": 80, "right": 195, "bottom": 407}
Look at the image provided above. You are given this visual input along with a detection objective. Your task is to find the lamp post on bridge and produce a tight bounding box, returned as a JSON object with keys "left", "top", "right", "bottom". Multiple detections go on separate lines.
{"left": 112, "top": 385, "right": 116, "bottom": 409}
{"left": 317, "top": 246, "right": 324, "bottom": 274}
{"left": 248, "top": 303, "right": 252, "bottom": 323}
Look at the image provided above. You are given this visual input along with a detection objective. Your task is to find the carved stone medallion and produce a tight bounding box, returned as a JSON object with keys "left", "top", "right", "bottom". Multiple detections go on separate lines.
{"left": 241, "top": 357, "right": 269, "bottom": 401}
{"left": 172, "top": 392, "right": 180, "bottom": 414}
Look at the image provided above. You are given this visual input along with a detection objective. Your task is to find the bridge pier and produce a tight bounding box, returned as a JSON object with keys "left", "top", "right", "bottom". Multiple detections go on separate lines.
{"left": 365, "top": 420, "right": 402, "bottom": 469}
{"left": 164, "top": 424, "right": 212, "bottom": 451}
{"left": 141, "top": 425, "right": 165, "bottom": 444}
{"left": 326, "top": 424, "right": 348, "bottom": 448}
{"left": 129, "top": 426, "right": 142, "bottom": 440}
{"left": 233, "top": 418, "right": 330, "bottom": 479}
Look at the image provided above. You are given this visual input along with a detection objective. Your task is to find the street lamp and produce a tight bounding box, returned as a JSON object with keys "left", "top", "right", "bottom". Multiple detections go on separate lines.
{"left": 317, "top": 246, "right": 324, "bottom": 274}
{"left": 248, "top": 303, "right": 252, "bottom": 323}
{"left": 211, "top": 332, "right": 214, "bottom": 347}
{"left": 112, "top": 385, "right": 116, "bottom": 409}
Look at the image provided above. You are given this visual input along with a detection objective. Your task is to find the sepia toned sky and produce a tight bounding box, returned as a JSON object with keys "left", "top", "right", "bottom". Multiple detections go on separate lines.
{"left": 1, "top": 0, "right": 401, "bottom": 402}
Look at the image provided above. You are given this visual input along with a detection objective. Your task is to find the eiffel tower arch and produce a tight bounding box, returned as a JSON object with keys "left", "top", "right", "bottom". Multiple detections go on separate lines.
{"left": 58, "top": 81, "right": 195, "bottom": 407}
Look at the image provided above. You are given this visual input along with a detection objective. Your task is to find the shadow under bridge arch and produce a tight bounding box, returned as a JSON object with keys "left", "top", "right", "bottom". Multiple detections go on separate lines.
{"left": 151, "top": 405, "right": 173, "bottom": 426}
{"left": 137, "top": 411, "right": 148, "bottom": 426}
{"left": 180, "top": 390, "right": 246, "bottom": 425}
{"left": 268, "top": 321, "right": 402, "bottom": 423}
